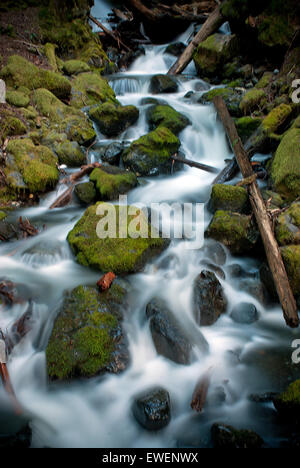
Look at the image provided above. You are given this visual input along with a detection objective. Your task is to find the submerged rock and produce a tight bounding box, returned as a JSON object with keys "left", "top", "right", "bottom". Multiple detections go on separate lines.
{"left": 122, "top": 127, "right": 180, "bottom": 176}
{"left": 211, "top": 423, "right": 264, "bottom": 448}
{"left": 230, "top": 302, "right": 259, "bottom": 324}
{"left": 164, "top": 42, "right": 186, "bottom": 57}
{"left": 89, "top": 165, "right": 138, "bottom": 200}
{"left": 132, "top": 387, "right": 171, "bottom": 431}
{"left": 193, "top": 270, "right": 227, "bottom": 326}
{"left": 147, "top": 104, "right": 190, "bottom": 135}
{"left": 146, "top": 298, "right": 193, "bottom": 365}
{"left": 209, "top": 184, "right": 249, "bottom": 214}
{"left": 67, "top": 203, "right": 169, "bottom": 274}
{"left": 89, "top": 102, "right": 139, "bottom": 137}
{"left": 149, "top": 74, "right": 178, "bottom": 94}
{"left": 46, "top": 284, "right": 129, "bottom": 380}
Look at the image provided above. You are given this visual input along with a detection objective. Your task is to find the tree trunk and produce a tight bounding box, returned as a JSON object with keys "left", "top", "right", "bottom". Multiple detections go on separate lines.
{"left": 213, "top": 95, "right": 299, "bottom": 329}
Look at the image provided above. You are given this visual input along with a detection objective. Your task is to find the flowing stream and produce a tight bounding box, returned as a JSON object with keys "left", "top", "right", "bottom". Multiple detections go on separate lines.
{"left": 0, "top": 1, "right": 299, "bottom": 448}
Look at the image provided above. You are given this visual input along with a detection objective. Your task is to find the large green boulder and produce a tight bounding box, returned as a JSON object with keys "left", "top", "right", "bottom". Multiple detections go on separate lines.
{"left": 70, "top": 72, "right": 117, "bottom": 109}
{"left": 74, "top": 182, "right": 96, "bottom": 205}
{"left": 5, "top": 138, "right": 59, "bottom": 193}
{"left": 262, "top": 104, "right": 292, "bottom": 134}
{"left": 0, "top": 55, "right": 71, "bottom": 99}
{"left": 280, "top": 245, "right": 300, "bottom": 295}
{"left": 63, "top": 60, "right": 90, "bottom": 76}
{"left": 206, "top": 210, "right": 259, "bottom": 254}
{"left": 209, "top": 184, "right": 249, "bottom": 213}
{"left": 149, "top": 75, "right": 178, "bottom": 94}
{"left": 271, "top": 128, "right": 300, "bottom": 200}
{"left": 273, "top": 380, "right": 300, "bottom": 422}
{"left": 0, "top": 107, "right": 27, "bottom": 144}
{"left": 67, "top": 203, "right": 169, "bottom": 274}
{"left": 147, "top": 104, "right": 190, "bottom": 135}
{"left": 276, "top": 202, "right": 300, "bottom": 246}
{"left": 89, "top": 103, "right": 139, "bottom": 137}
{"left": 46, "top": 284, "right": 129, "bottom": 381}
{"left": 54, "top": 140, "right": 86, "bottom": 167}
{"left": 6, "top": 89, "right": 30, "bottom": 108}
{"left": 193, "top": 33, "right": 239, "bottom": 77}
{"left": 122, "top": 127, "right": 180, "bottom": 176}
{"left": 90, "top": 166, "right": 137, "bottom": 200}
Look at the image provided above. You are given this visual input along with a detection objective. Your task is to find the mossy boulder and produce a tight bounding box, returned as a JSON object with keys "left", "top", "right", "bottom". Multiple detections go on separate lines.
{"left": 46, "top": 284, "right": 129, "bottom": 381}
{"left": 70, "top": 72, "right": 117, "bottom": 109}
{"left": 199, "top": 87, "right": 244, "bottom": 117}
{"left": 209, "top": 184, "right": 249, "bottom": 213}
{"left": 74, "top": 182, "right": 96, "bottom": 205}
{"left": 6, "top": 90, "right": 30, "bottom": 108}
{"left": 90, "top": 166, "right": 138, "bottom": 201}
{"left": 0, "top": 108, "right": 27, "bottom": 143}
{"left": 235, "top": 116, "right": 262, "bottom": 142}
{"left": 240, "top": 88, "right": 266, "bottom": 114}
{"left": 206, "top": 210, "right": 259, "bottom": 254}
{"left": 193, "top": 33, "right": 239, "bottom": 77}
{"left": 0, "top": 55, "right": 71, "bottom": 99}
{"left": 5, "top": 138, "right": 59, "bottom": 193}
{"left": 149, "top": 74, "right": 178, "bottom": 94}
{"left": 63, "top": 60, "right": 91, "bottom": 76}
{"left": 44, "top": 43, "right": 60, "bottom": 72}
{"left": 147, "top": 104, "right": 190, "bottom": 135}
{"left": 33, "top": 88, "right": 96, "bottom": 146}
{"left": 256, "top": 72, "right": 273, "bottom": 89}
{"left": 67, "top": 203, "right": 169, "bottom": 274}
{"left": 270, "top": 128, "right": 300, "bottom": 200}
{"left": 273, "top": 380, "right": 300, "bottom": 422}
{"left": 122, "top": 127, "right": 180, "bottom": 176}
{"left": 276, "top": 202, "right": 300, "bottom": 246}
{"left": 54, "top": 140, "right": 86, "bottom": 167}
{"left": 89, "top": 103, "right": 139, "bottom": 137}
{"left": 211, "top": 423, "right": 264, "bottom": 448}
{"left": 262, "top": 104, "right": 292, "bottom": 134}
{"left": 280, "top": 245, "right": 300, "bottom": 295}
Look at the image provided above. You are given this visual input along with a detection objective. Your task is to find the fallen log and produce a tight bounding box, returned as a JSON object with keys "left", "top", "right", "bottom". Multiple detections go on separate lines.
{"left": 89, "top": 15, "right": 131, "bottom": 51}
{"left": 213, "top": 95, "right": 299, "bottom": 328}
{"left": 168, "top": 4, "right": 224, "bottom": 75}
{"left": 213, "top": 158, "right": 238, "bottom": 184}
{"left": 171, "top": 154, "right": 218, "bottom": 174}
{"left": 126, "top": 0, "right": 161, "bottom": 22}
{"left": 191, "top": 367, "right": 212, "bottom": 412}
{"left": 0, "top": 338, "right": 22, "bottom": 414}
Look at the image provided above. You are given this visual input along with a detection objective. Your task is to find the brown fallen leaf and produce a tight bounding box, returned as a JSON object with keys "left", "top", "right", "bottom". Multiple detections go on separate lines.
{"left": 97, "top": 272, "right": 116, "bottom": 292}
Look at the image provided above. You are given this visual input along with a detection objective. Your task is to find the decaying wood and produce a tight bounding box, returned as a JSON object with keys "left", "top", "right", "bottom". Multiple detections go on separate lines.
{"left": 0, "top": 338, "right": 22, "bottom": 414}
{"left": 18, "top": 217, "right": 38, "bottom": 238}
{"left": 213, "top": 95, "right": 299, "bottom": 328}
{"left": 171, "top": 154, "right": 218, "bottom": 174}
{"left": 68, "top": 162, "right": 102, "bottom": 185}
{"left": 191, "top": 367, "right": 213, "bottom": 412}
{"left": 0, "top": 281, "right": 15, "bottom": 304}
{"left": 97, "top": 272, "right": 116, "bottom": 292}
{"left": 236, "top": 174, "right": 257, "bottom": 187}
{"left": 49, "top": 186, "right": 73, "bottom": 210}
{"left": 3, "top": 301, "right": 33, "bottom": 355}
{"left": 127, "top": 0, "right": 161, "bottom": 22}
{"left": 89, "top": 15, "right": 131, "bottom": 51}
{"left": 168, "top": 4, "right": 224, "bottom": 75}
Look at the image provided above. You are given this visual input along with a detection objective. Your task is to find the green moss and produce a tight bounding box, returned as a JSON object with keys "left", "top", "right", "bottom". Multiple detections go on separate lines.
{"left": 256, "top": 72, "right": 273, "bottom": 89}
{"left": 235, "top": 116, "right": 262, "bottom": 142}
{"left": 54, "top": 140, "right": 86, "bottom": 167}
{"left": 262, "top": 104, "right": 292, "bottom": 134}
{"left": 0, "top": 211, "right": 7, "bottom": 221}
{"left": 44, "top": 43, "right": 59, "bottom": 72}
{"left": 90, "top": 167, "right": 137, "bottom": 200}
{"left": 240, "top": 88, "right": 266, "bottom": 114}
{"left": 122, "top": 127, "right": 180, "bottom": 176}
{"left": 258, "top": 15, "right": 293, "bottom": 48}
{"left": 0, "top": 109, "right": 27, "bottom": 143}
{"left": 0, "top": 55, "right": 71, "bottom": 99}
{"left": 271, "top": 128, "right": 300, "bottom": 200}
{"left": 67, "top": 203, "right": 169, "bottom": 274}
{"left": 276, "top": 202, "right": 300, "bottom": 245}
{"left": 70, "top": 72, "right": 117, "bottom": 109}
{"left": 209, "top": 184, "right": 249, "bottom": 213}
{"left": 89, "top": 102, "right": 139, "bottom": 137}
{"left": 280, "top": 245, "right": 300, "bottom": 295}
{"left": 6, "top": 90, "right": 30, "bottom": 108}
{"left": 206, "top": 210, "right": 259, "bottom": 254}
{"left": 63, "top": 60, "right": 91, "bottom": 75}
{"left": 46, "top": 284, "right": 124, "bottom": 380}
{"left": 74, "top": 182, "right": 96, "bottom": 204}
{"left": 200, "top": 87, "right": 243, "bottom": 117}
{"left": 273, "top": 379, "right": 300, "bottom": 421}
{"left": 147, "top": 104, "right": 190, "bottom": 135}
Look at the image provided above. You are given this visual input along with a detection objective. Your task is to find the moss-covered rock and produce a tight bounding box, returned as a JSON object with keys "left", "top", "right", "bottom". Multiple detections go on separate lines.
{"left": 193, "top": 33, "right": 239, "bottom": 77}
{"left": 206, "top": 210, "right": 259, "bottom": 254}
{"left": 209, "top": 184, "right": 249, "bottom": 213}
{"left": 63, "top": 60, "right": 91, "bottom": 76}
{"left": 122, "top": 127, "right": 180, "bottom": 176}
{"left": 6, "top": 90, "right": 30, "bottom": 108}
{"left": 67, "top": 202, "right": 169, "bottom": 274}
{"left": 54, "top": 140, "right": 86, "bottom": 167}
{"left": 0, "top": 211, "right": 7, "bottom": 221}
{"left": 5, "top": 138, "right": 59, "bottom": 193}
{"left": 256, "top": 72, "right": 273, "bottom": 89}
{"left": 280, "top": 245, "right": 300, "bottom": 295}
{"left": 44, "top": 43, "right": 60, "bottom": 72}
{"left": 240, "top": 88, "right": 266, "bottom": 114}
{"left": 0, "top": 55, "right": 71, "bottom": 99}
{"left": 46, "top": 284, "right": 129, "bottom": 380}
{"left": 211, "top": 423, "right": 264, "bottom": 448}
{"left": 147, "top": 104, "right": 190, "bottom": 135}
{"left": 261, "top": 189, "right": 285, "bottom": 210}
{"left": 235, "top": 116, "right": 262, "bottom": 142}
{"left": 0, "top": 108, "right": 27, "bottom": 143}
{"left": 89, "top": 103, "right": 139, "bottom": 137}
{"left": 74, "top": 182, "right": 96, "bottom": 205}
{"left": 199, "top": 87, "right": 244, "bottom": 117}
{"left": 276, "top": 202, "right": 300, "bottom": 246}
{"left": 262, "top": 104, "right": 292, "bottom": 134}
{"left": 90, "top": 166, "right": 137, "bottom": 201}
{"left": 70, "top": 72, "right": 116, "bottom": 109}
{"left": 273, "top": 379, "right": 300, "bottom": 422}
{"left": 149, "top": 74, "right": 178, "bottom": 94}
{"left": 271, "top": 128, "right": 300, "bottom": 200}
{"left": 258, "top": 14, "right": 294, "bottom": 49}
{"left": 33, "top": 88, "right": 96, "bottom": 146}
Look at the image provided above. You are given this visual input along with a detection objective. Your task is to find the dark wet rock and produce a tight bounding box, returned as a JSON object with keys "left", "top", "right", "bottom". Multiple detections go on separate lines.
{"left": 0, "top": 423, "right": 32, "bottom": 448}
{"left": 0, "top": 220, "right": 20, "bottom": 242}
{"left": 89, "top": 103, "right": 139, "bottom": 137}
{"left": 207, "top": 386, "right": 226, "bottom": 406}
{"left": 227, "top": 263, "right": 244, "bottom": 278}
{"left": 164, "top": 42, "right": 186, "bottom": 57}
{"left": 89, "top": 165, "right": 138, "bottom": 201}
{"left": 101, "top": 142, "right": 125, "bottom": 166}
{"left": 149, "top": 74, "right": 178, "bottom": 94}
{"left": 202, "top": 240, "right": 227, "bottom": 266}
{"left": 132, "top": 387, "right": 171, "bottom": 431}
{"left": 248, "top": 392, "right": 278, "bottom": 403}
{"left": 147, "top": 104, "right": 191, "bottom": 135}
{"left": 46, "top": 284, "right": 129, "bottom": 380}
{"left": 74, "top": 182, "right": 96, "bottom": 205}
{"left": 201, "top": 261, "right": 225, "bottom": 280}
{"left": 239, "top": 278, "right": 267, "bottom": 304}
{"left": 209, "top": 184, "right": 249, "bottom": 214}
{"left": 146, "top": 298, "right": 193, "bottom": 365}
{"left": 193, "top": 270, "right": 227, "bottom": 326}
{"left": 140, "top": 97, "right": 168, "bottom": 106}
{"left": 211, "top": 423, "right": 264, "bottom": 448}
{"left": 230, "top": 302, "right": 259, "bottom": 324}
{"left": 273, "top": 380, "right": 300, "bottom": 423}
{"left": 259, "top": 262, "right": 278, "bottom": 301}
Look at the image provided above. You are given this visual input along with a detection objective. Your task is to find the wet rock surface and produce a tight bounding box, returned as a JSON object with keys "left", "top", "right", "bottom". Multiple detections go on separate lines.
{"left": 211, "top": 423, "right": 264, "bottom": 448}
{"left": 132, "top": 387, "right": 171, "bottom": 431}
{"left": 230, "top": 302, "right": 259, "bottom": 324}
{"left": 193, "top": 270, "right": 227, "bottom": 326}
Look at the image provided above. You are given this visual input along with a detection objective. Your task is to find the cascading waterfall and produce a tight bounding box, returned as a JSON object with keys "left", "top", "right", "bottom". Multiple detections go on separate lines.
{"left": 0, "top": 1, "right": 298, "bottom": 449}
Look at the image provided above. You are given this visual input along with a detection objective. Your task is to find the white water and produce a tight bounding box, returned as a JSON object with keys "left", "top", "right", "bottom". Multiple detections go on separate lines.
{"left": 0, "top": 4, "right": 299, "bottom": 448}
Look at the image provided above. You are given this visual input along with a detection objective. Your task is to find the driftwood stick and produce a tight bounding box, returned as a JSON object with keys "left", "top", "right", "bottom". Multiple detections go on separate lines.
{"left": 89, "top": 15, "right": 131, "bottom": 51}
{"left": 168, "top": 4, "right": 224, "bottom": 75}
{"left": 191, "top": 367, "right": 213, "bottom": 412}
{"left": 213, "top": 158, "right": 238, "bottom": 184}
{"left": 50, "top": 186, "right": 74, "bottom": 210}
{"left": 213, "top": 95, "right": 299, "bottom": 328}
{"left": 171, "top": 154, "right": 218, "bottom": 174}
